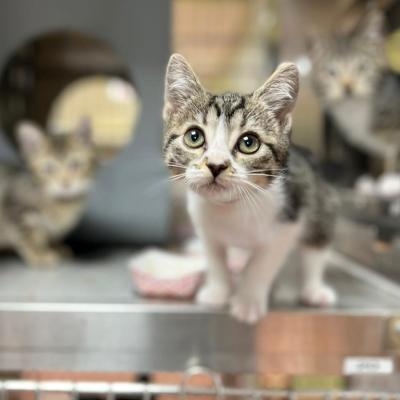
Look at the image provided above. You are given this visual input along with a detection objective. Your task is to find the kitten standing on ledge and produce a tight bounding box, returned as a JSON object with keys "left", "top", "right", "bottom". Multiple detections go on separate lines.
{"left": 0, "top": 118, "right": 96, "bottom": 267}
{"left": 163, "top": 54, "right": 337, "bottom": 324}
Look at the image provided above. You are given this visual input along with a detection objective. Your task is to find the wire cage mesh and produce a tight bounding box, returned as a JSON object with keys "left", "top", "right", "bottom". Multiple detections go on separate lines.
{"left": 1, "top": 367, "right": 399, "bottom": 400}
{"left": 1, "top": 379, "right": 400, "bottom": 400}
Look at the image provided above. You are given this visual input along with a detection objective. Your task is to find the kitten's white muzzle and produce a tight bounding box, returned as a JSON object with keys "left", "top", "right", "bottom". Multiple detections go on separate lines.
{"left": 47, "top": 181, "right": 90, "bottom": 200}
{"left": 188, "top": 174, "right": 240, "bottom": 203}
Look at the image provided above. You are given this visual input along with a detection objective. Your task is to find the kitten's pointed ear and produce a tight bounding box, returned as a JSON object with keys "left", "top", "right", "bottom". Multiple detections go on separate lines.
{"left": 164, "top": 53, "right": 204, "bottom": 118}
{"left": 75, "top": 116, "right": 92, "bottom": 146}
{"left": 253, "top": 63, "right": 299, "bottom": 122}
{"left": 16, "top": 121, "right": 46, "bottom": 156}
{"left": 355, "top": 9, "right": 384, "bottom": 45}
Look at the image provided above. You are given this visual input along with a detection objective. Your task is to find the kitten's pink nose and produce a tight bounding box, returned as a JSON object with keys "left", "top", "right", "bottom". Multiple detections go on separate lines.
{"left": 207, "top": 162, "right": 228, "bottom": 178}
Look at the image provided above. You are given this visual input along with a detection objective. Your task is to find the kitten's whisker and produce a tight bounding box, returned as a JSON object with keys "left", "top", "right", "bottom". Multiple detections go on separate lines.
{"left": 143, "top": 176, "right": 176, "bottom": 195}
{"left": 230, "top": 177, "right": 268, "bottom": 197}
{"left": 240, "top": 179, "right": 268, "bottom": 195}
{"left": 235, "top": 186, "right": 245, "bottom": 220}
{"left": 245, "top": 184, "right": 267, "bottom": 232}
{"left": 231, "top": 172, "right": 280, "bottom": 181}
{"left": 241, "top": 178, "right": 276, "bottom": 206}
{"left": 249, "top": 168, "right": 287, "bottom": 173}
{"left": 241, "top": 185, "right": 261, "bottom": 225}
{"left": 166, "top": 163, "right": 187, "bottom": 170}
{"left": 247, "top": 173, "right": 280, "bottom": 178}
{"left": 168, "top": 173, "right": 186, "bottom": 182}
{"left": 237, "top": 185, "right": 248, "bottom": 223}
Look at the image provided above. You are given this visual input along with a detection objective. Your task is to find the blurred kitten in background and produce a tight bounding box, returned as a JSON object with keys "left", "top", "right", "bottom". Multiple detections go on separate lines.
{"left": 0, "top": 118, "right": 96, "bottom": 266}
{"left": 308, "top": 8, "right": 400, "bottom": 182}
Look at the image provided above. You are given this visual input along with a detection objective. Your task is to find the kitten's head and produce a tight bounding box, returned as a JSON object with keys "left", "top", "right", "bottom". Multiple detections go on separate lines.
{"left": 163, "top": 54, "right": 299, "bottom": 203}
{"left": 17, "top": 118, "right": 96, "bottom": 200}
{"left": 308, "top": 10, "right": 385, "bottom": 105}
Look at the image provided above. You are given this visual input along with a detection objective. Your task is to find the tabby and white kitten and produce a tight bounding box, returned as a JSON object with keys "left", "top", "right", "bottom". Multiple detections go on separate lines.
{"left": 0, "top": 118, "right": 96, "bottom": 267}
{"left": 309, "top": 9, "right": 400, "bottom": 174}
{"left": 163, "top": 54, "right": 337, "bottom": 323}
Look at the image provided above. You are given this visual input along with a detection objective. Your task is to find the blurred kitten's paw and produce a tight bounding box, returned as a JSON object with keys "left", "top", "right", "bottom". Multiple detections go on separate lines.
{"left": 230, "top": 291, "right": 267, "bottom": 324}
{"left": 44, "top": 251, "right": 62, "bottom": 266}
{"left": 55, "top": 244, "right": 73, "bottom": 259}
{"left": 301, "top": 284, "right": 337, "bottom": 307}
{"left": 26, "top": 250, "right": 62, "bottom": 268}
{"left": 196, "top": 282, "right": 230, "bottom": 307}
{"left": 383, "top": 146, "right": 399, "bottom": 172}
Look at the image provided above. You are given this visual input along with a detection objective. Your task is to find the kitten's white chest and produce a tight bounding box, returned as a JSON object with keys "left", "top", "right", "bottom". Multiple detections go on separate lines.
{"left": 188, "top": 190, "right": 283, "bottom": 248}
{"left": 330, "top": 98, "right": 372, "bottom": 137}
{"left": 42, "top": 200, "right": 84, "bottom": 239}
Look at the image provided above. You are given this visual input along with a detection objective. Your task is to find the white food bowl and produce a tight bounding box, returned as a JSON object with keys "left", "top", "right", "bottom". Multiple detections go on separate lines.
{"left": 129, "top": 249, "right": 205, "bottom": 299}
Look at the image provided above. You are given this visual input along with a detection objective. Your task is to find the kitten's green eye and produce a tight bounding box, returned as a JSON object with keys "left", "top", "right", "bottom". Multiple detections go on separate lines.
{"left": 237, "top": 134, "right": 260, "bottom": 154}
{"left": 183, "top": 127, "right": 205, "bottom": 148}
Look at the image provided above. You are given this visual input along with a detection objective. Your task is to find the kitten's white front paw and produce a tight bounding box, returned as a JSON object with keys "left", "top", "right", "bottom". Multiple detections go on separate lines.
{"left": 301, "top": 284, "right": 337, "bottom": 307}
{"left": 196, "top": 282, "right": 230, "bottom": 307}
{"left": 230, "top": 291, "right": 267, "bottom": 324}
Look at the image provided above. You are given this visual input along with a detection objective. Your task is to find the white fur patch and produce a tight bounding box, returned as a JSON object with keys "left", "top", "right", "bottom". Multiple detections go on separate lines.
{"left": 188, "top": 178, "right": 287, "bottom": 249}
{"left": 204, "top": 116, "right": 230, "bottom": 166}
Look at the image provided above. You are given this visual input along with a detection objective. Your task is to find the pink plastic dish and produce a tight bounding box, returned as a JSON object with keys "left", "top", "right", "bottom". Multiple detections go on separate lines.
{"left": 129, "top": 249, "right": 205, "bottom": 299}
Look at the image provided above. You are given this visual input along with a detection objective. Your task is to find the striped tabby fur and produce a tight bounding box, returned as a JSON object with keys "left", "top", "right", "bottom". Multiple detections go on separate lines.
{"left": 308, "top": 8, "right": 400, "bottom": 176}
{"left": 163, "top": 54, "right": 337, "bottom": 323}
{"left": 0, "top": 118, "right": 96, "bottom": 267}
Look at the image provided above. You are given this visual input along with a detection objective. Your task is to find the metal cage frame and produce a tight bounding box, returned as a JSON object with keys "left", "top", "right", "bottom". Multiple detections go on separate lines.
{"left": 1, "top": 380, "right": 400, "bottom": 400}
{"left": 1, "top": 367, "right": 399, "bottom": 400}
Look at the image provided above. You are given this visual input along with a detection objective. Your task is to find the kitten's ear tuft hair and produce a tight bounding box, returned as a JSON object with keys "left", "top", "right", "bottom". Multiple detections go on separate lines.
{"left": 253, "top": 63, "right": 299, "bottom": 122}
{"left": 75, "top": 116, "right": 92, "bottom": 146}
{"left": 355, "top": 9, "right": 384, "bottom": 45}
{"left": 164, "top": 53, "right": 204, "bottom": 118}
{"left": 16, "top": 121, "right": 46, "bottom": 156}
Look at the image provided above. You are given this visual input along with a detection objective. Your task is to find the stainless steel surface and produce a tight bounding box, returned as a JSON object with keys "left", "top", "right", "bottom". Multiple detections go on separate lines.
{"left": 0, "top": 241, "right": 398, "bottom": 374}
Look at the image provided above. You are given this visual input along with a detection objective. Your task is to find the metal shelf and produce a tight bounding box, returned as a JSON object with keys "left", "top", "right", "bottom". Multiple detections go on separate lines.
{"left": 0, "top": 245, "right": 398, "bottom": 375}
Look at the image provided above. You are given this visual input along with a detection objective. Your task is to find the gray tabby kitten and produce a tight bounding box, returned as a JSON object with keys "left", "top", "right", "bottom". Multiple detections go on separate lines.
{"left": 163, "top": 54, "right": 337, "bottom": 324}
{"left": 309, "top": 9, "right": 400, "bottom": 173}
{"left": 0, "top": 118, "right": 96, "bottom": 267}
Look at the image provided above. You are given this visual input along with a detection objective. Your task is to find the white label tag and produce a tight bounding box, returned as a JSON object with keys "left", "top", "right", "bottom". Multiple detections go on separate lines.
{"left": 343, "top": 357, "right": 394, "bottom": 375}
